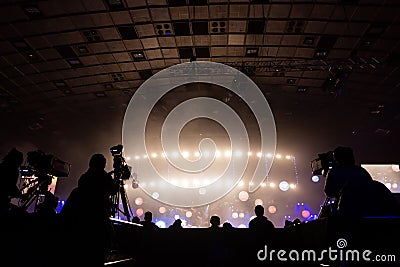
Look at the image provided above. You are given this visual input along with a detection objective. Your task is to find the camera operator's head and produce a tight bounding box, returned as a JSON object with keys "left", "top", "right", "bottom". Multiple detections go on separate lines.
{"left": 89, "top": 154, "right": 106, "bottom": 170}
{"left": 333, "top": 146, "right": 355, "bottom": 166}
{"left": 2, "top": 148, "right": 23, "bottom": 168}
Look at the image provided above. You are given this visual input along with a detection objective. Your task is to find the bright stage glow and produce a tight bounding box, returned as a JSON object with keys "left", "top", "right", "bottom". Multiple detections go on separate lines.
{"left": 392, "top": 183, "right": 398, "bottom": 189}
{"left": 239, "top": 212, "right": 245, "bottom": 218}
{"left": 311, "top": 175, "right": 320, "bottom": 183}
{"left": 122, "top": 61, "right": 276, "bottom": 208}
{"left": 186, "top": 211, "right": 192, "bottom": 218}
{"left": 238, "top": 224, "right": 246, "bottom": 228}
{"left": 232, "top": 212, "right": 238, "bottom": 219}
{"left": 156, "top": 220, "right": 166, "bottom": 228}
{"left": 174, "top": 214, "right": 180, "bottom": 220}
{"left": 289, "top": 183, "right": 296, "bottom": 189}
{"left": 279, "top": 181, "right": 289, "bottom": 191}
{"left": 269, "top": 182, "right": 275, "bottom": 188}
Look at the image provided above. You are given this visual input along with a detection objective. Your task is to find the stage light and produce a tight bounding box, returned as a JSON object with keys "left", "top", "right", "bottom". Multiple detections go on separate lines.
{"left": 232, "top": 212, "right": 238, "bottom": 219}
{"left": 279, "top": 181, "right": 289, "bottom": 191}
{"left": 215, "top": 150, "right": 221, "bottom": 158}
{"left": 289, "top": 183, "right": 296, "bottom": 189}
{"left": 224, "top": 150, "right": 231, "bottom": 157}
{"left": 174, "top": 214, "right": 180, "bottom": 220}
{"left": 312, "top": 175, "right": 320, "bottom": 183}
{"left": 255, "top": 199, "right": 263, "bottom": 206}
{"left": 238, "top": 224, "right": 246, "bottom": 228}
{"left": 385, "top": 183, "right": 392, "bottom": 189}
{"left": 238, "top": 191, "right": 249, "bottom": 201}
{"left": 257, "top": 152, "right": 262, "bottom": 158}
{"left": 151, "top": 153, "right": 157, "bottom": 158}
{"left": 135, "top": 197, "right": 143, "bottom": 205}
{"left": 126, "top": 156, "right": 131, "bottom": 161}
{"left": 301, "top": 210, "right": 310, "bottom": 218}
{"left": 248, "top": 151, "right": 252, "bottom": 156}
{"left": 261, "top": 182, "right": 266, "bottom": 187}
{"left": 285, "top": 155, "right": 291, "bottom": 159}
{"left": 269, "top": 182, "right": 275, "bottom": 188}
{"left": 194, "top": 151, "right": 200, "bottom": 157}
{"left": 182, "top": 151, "right": 189, "bottom": 158}
{"left": 186, "top": 211, "right": 192, "bottom": 218}
{"left": 392, "top": 183, "right": 398, "bottom": 189}
{"left": 238, "top": 180, "right": 244, "bottom": 187}
{"left": 268, "top": 205, "right": 276, "bottom": 214}
{"left": 239, "top": 212, "right": 245, "bottom": 218}
{"left": 159, "top": 206, "right": 166, "bottom": 214}
{"left": 152, "top": 192, "right": 159, "bottom": 199}
{"left": 134, "top": 156, "right": 140, "bottom": 160}
{"left": 136, "top": 208, "right": 143, "bottom": 216}
{"left": 276, "top": 154, "right": 282, "bottom": 159}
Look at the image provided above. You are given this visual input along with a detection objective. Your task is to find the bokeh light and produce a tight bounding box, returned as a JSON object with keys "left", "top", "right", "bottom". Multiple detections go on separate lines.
{"left": 268, "top": 205, "right": 277, "bottom": 214}
{"left": 238, "top": 191, "right": 249, "bottom": 201}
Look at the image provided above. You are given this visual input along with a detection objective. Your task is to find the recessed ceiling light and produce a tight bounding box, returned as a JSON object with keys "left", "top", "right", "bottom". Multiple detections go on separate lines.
{"left": 131, "top": 51, "right": 146, "bottom": 61}
{"left": 22, "top": 5, "right": 42, "bottom": 18}
{"left": 303, "top": 36, "right": 314, "bottom": 45}
{"left": 67, "top": 58, "right": 82, "bottom": 67}
{"left": 94, "top": 91, "right": 107, "bottom": 97}
{"left": 54, "top": 81, "right": 67, "bottom": 87}
{"left": 297, "top": 87, "right": 308, "bottom": 93}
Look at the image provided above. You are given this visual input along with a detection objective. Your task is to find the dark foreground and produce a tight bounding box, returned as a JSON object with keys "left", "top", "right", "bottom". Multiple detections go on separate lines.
{"left": 2, "top": 214, "right": 399, "bottom": 267}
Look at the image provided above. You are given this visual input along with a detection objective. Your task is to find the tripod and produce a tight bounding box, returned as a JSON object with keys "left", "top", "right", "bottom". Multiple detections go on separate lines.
{"left": 110, "top": 175, "right": 133, "bottom": 222}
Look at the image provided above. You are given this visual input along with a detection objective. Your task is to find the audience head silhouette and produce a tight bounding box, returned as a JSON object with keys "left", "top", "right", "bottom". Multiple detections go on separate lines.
{"left": 144, "top": 211, "right": 153, "bottom": 222}
{"left": 2, "top": 148, "right": 23, "bottom": 167}
{"left": 209, "top": 215, "right": 221, "bottom": 228}
{"left": 89, "top": 153, "right": 106, "bottom": 169}
{"left": 254, "top": 205, "right": 265, "bottom": 217}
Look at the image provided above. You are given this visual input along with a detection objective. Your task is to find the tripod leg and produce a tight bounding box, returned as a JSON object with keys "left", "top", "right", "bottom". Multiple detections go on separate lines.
{"left": 119, "top": 186, "right": 131, "bottom": 222}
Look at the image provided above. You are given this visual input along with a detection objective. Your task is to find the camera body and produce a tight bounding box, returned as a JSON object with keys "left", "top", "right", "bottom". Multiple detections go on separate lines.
{"left": 311, "top": 151, "right": 335, "bottom": 176}
{"left": 20, "top": 150, "right": 70, "bottom": 179}
{"left": 110, "top": 145, "right": 131, "bottom": 180}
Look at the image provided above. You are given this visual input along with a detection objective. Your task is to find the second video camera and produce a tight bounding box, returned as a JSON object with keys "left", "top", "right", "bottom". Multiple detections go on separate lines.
{"left": 311, "top": 151, "right": 335, "bottom": 176}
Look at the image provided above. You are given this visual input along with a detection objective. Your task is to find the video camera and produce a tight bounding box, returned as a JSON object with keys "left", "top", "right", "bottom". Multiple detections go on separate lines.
{"left": 20, "top": 150, "right": 71, "bottom": 178}
{"left": 110, "top": 144, "right": 131, "bottom": 180}
{"left": 310, "top": 151, "right": 335, "bottom": 176}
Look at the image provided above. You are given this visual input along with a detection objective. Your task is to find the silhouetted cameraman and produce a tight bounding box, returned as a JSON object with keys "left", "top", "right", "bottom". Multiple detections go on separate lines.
{"left": 0, "top": 148, "right": 23, "bottom": 216}
{"left": 324, "top": 146, "right": 399, "bottom": 217}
